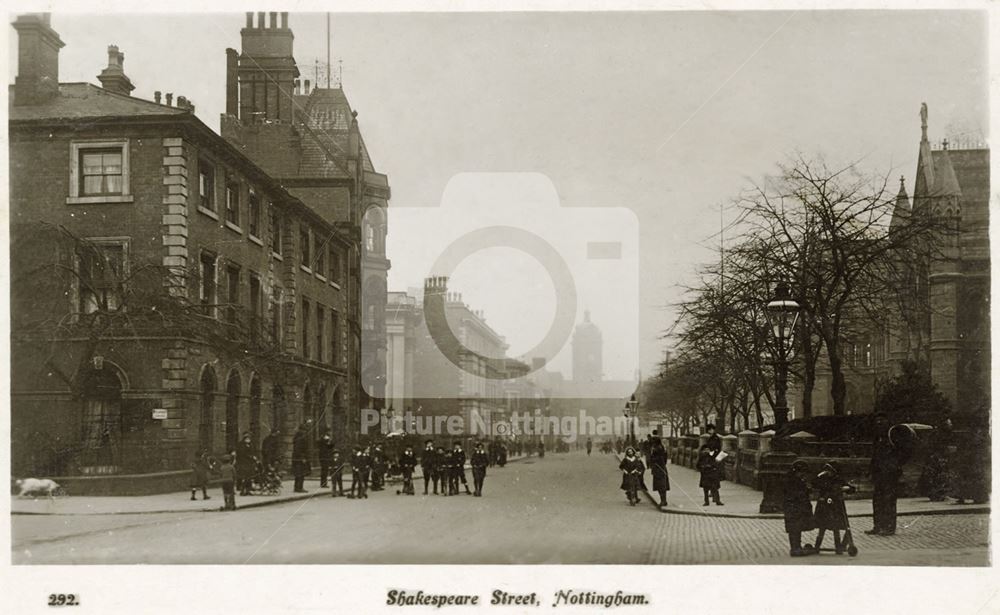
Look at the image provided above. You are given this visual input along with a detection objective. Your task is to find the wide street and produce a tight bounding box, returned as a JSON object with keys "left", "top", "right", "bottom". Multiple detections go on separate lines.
{"left": 12, "top": 451, "right": 989, "bottom": 565}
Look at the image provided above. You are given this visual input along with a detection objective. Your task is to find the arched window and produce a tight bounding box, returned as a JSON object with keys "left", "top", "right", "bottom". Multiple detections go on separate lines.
{"left": 80, "top": 366, "right": 124, "bottom": 473}
{"left": 363, "top": 206, "right": 386, "bottom": 256}
{"left": 199, "top": 367, "right": 217, "bottom": 453}
{"left": 225, "top": 370, "right": 242, "bottom": 453}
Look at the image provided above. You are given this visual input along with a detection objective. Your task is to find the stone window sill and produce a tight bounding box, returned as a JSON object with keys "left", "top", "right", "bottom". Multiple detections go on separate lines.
{"left": 248, "top": 235, "right": 264, "bottom": 247}
{"left": 66, "top": 195, "right": 134, "bottom": 205}
{"left": 225, "top": 221, "right": 243, "bottom": 234}
{"left": 197, "top": 206, "right": 220, "bottom": 221}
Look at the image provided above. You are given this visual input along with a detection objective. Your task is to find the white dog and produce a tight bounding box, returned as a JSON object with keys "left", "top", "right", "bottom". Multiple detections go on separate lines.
{"left": 15, "top": 478, "right": 63, "bottom": 499}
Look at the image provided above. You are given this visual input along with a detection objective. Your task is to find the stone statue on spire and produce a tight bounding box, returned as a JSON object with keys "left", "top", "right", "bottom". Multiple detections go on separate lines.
{"left": 920, "top": 102, "right": 928, "bottom": 141}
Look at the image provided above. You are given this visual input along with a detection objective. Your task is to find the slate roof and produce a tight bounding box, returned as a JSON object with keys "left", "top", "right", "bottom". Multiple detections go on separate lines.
{"left": 9, "top": 82, "right": 187, "bottom": 121}
{"left": 292, "top": 87, "right": 376, "bottom": 179}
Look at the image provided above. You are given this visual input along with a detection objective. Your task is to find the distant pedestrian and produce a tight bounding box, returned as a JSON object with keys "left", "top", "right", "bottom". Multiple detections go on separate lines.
{"left": 586, "top": 438, "right": 593, "bottom": 456}
{"left": 498, "top": 443, "right": 508, "bottom": 467}
{"left": 291, "top": 424, "right": 311, "bottom": 493}
{"left": 704, "top": 424, "right": 721, "bottom": 454}
{"left": 370, "top": 443, "right": 387, "bottom": 491}
{"left": 537, "top": 441, "right": 545, "bottom": 458}
{"left": 867, "top": 413, "right": 903, "bottom": 535}
{"left": 329, "top": 450, "right": 345, "bottom": 497}
{"left": 814, "top": 462, "right": 855, "bottom": 554}
{"left": 697, "top": 445, "right": 723, "bottom": 506}
{"left": 350, "top": 446, "right": 370, "bottom": 499}
{"left": 649, "top": 439, "right": 670, "bottom": 508}
{"left": 235, "top": 433, "right": 256, "bottom": 496}
{"left": 421, "top": 440, "right": 438, "bottom": 495}
{"left": 190, "top": 449, "right": 214, "bottom": 501}
{"left": 471, "top": 442, "right": 489, "bottom": 497}
{"left": 452, "top": 443, "right": 471, "bottom": 495}
{"left": 783, "top": 460, "right": 815, "bottom": 557}
{"left": 619, "top": 446, "right": 646, "bottom": 506}
{"left": 397, "top": 445, "right": 417, "bottom": 495}
{"left": 317, "top": 432, "right": 334, "bottom": 488}
{"left": 219, "top": 454, "right": 237, "bottom": 511}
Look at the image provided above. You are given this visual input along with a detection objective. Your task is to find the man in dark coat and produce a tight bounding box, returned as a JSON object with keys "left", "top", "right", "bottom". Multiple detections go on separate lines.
{"left": 421, "top": 440, "right": 438, "bottom": 495}
{"left": 649, "top": 439, "right": 670, "bottom": 508}
{"left": 586, "top": 437, "right": 593, "bottom": 456}
{"left": 471, "top": 442, "right": 490, "bottom": 497}
{"left": 317, "top": 432, "right": 334, "bottom": 488}
{"left": 867, "top": 413, "right": 902, "bottom": 535}
{"left": 783, "top": 460, "right": 815, "bottom": 556}
{"left": 452, "top": 443, "right": 471, "bottom": 495}
{"left": 235, "top": 433, "right": 257, "bottom": 496}
{"left": 261, "top": 428, "right": 281, "bottom": 471}
{"left": 697, "top": 445, "right": 723, "bottom": 506}
{"left": 705, "top": 424, "right": 722, "bottom": 454}
{"left": 350, "top": 445, "right": 371, "bottom": 499}
{"left": 370, "top": 444, "right": 387, "bottom": 491}
{"left": 291, "top": 424, "right": 310, "bottom": 493}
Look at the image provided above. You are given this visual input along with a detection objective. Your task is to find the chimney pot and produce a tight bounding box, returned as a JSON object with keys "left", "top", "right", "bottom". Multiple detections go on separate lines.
{"left": 269, "top": 12, "right": 277, "bottom": 28}
{"left": 304, "top": 79, "right": 310, "bottom": 93}
{"left": 281, "top": 12, "right": 288, "bottom": 28}
{"left": 257, "top": 12, "right": 265, "bottom": 28}
{"left": 245, "top": 12, "right": 253, "bottom": 28}
{"left": 165, "top": 93, "right": 173, "bottom": 106}
{"left": 154, "top": 90, "right": 161, "bottom": 104}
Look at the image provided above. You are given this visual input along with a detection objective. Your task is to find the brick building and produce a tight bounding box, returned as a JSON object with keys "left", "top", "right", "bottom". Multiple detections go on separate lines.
{"left": 219, "top": 12, "right": 391, "bottom": 424}
{"left": 9, "top": 14, "right": 366, "bottom": 492}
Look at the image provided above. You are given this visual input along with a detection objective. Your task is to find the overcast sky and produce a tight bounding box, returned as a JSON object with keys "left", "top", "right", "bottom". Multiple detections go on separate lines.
{"left": 10, "top": 10, "right": 988, "bottom": 381}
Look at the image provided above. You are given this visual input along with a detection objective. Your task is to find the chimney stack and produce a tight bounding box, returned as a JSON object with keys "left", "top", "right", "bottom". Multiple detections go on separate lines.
{"left": 165, "top": 92, "right": 173, "bottom": 106}
{"left": 154, "top": 90, "right": 161, "bottom": 104}
{"left": 304, "top": 79, "right": 310, "bottom": 94}
{"left": 97, "top": 44, "right": 135, "bottom": 96}
{"left": 225, "top": 48, "right": 238, "bottom": 117}
{"left": 12, "top": 13, "right": 65, "bottom": 106}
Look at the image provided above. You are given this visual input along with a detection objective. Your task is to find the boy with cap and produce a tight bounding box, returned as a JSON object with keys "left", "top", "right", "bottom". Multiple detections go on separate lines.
{"left": 219, "top": 454, "right": 237, "bottom": 511}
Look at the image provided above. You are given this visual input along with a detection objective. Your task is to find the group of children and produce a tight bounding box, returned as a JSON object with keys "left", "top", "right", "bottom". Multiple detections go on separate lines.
{"left": 419, "top": 441, "right": 492, "bottom": 497}
{"left": 783, "top": 460, "right": 857, "bottom": 557}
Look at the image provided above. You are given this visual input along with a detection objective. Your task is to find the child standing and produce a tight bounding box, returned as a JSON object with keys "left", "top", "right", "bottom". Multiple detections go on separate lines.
{"left": 813, "top": 462, "right": 856, "bottom": 554}
{"left": 219, "top": 454, "right": 237, "bottom": 511}
{"left": 329, "top": 450, "right": 345, "bottom": 497}
{"left": 783, "top": 460, "right": 816, "bottom": 557}
{"left": 697, "top": 445, "right": 724, "bottom": 506}
{"left": 190, "top": 449, "right": 214, "bottom": 501}
{"left": 398, "top": 446, "right": 417, "bottom": 495}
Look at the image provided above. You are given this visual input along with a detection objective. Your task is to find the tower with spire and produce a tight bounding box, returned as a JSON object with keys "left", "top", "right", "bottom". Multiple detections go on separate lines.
{"left": 886, "top": 103, "right": 989, "bottom": 415}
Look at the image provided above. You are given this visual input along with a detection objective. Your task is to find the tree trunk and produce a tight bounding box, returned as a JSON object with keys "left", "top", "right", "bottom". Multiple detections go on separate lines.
{"left": 799, "top": 329, "right": 816, "bottom": 418}
{"left": 828, "top": 339, "right": 847, "bottom": 416}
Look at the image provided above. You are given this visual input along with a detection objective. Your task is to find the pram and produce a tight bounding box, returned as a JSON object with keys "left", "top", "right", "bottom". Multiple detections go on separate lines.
{"left": 251, "top": 458, "right": 283, "bottom": 495}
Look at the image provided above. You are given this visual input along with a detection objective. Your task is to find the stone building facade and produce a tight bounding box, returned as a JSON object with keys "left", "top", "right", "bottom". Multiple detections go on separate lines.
{"left": 9, "top": 14, "right": 364, "bottom": 492}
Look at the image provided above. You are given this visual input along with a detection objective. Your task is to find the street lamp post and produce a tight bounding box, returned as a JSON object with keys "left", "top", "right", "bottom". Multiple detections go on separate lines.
{"left": 625, "top": 394, "right": 639, "bottom": 446}
{"left": 764, "top": 281, "right": 801, "bottom": 428}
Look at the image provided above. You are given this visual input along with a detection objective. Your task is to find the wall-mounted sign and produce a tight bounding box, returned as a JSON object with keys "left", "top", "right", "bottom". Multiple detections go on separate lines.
{"left": 152, "top": 409, "right": 168, "bottom": 420}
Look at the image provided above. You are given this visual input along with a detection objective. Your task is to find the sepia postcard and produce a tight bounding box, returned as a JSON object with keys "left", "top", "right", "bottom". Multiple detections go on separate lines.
{"left": 2, "top": 1, "right": 997, "bottom": 614}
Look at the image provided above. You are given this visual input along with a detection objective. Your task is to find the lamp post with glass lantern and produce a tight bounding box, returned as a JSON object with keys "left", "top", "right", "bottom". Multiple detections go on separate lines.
{"left": 764, "top": 281, "right": 801, "bottom": 428}
{"left": 625, "top": 394, "right": 639, "bottom": 446}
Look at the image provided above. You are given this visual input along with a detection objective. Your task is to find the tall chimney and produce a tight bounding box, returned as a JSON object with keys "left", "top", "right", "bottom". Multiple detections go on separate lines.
{"left": 12, "top": 13, "right": 65, "bottom": 106}
{"left": 225, "top": 48, "right": 238, "bottom": 117}
{"left": 97, "top": 44, "right": 135, "bottom": 96}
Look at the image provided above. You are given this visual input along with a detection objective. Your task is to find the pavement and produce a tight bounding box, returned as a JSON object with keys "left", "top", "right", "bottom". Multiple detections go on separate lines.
{"left": 11, "top": 450, "right": 990, "bottom": 565}
{"left": 617, "top": 453, "right": 991, "bottom": 518}
{"left": 10, "top": 454, "right": 531, "bottom": 516}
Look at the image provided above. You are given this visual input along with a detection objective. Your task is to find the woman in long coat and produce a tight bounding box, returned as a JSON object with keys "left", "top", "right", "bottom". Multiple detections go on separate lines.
{"left": 783, "top": 460, "right": 815, "bottom": 556}
{"left": 291, "top": 424, "right": 311, "bottom": 493}
{"left": 234, "top": 433, "right": 257, "bottom": 496}
{"left": 619, "top": 447, "right": 646, "bottom": 506}
{"left": 649, "top": 440, "right": 670, "bottom": 508}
